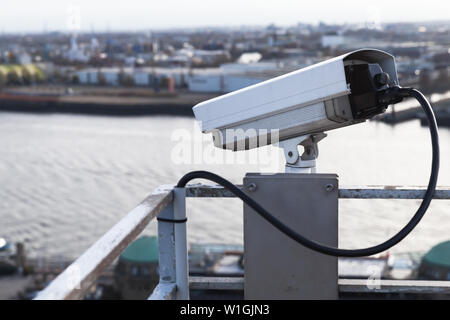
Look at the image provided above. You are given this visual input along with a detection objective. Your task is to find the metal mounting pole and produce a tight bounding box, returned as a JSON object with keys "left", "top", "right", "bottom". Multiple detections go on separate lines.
{"left": 153, "top": 197, "right": 177, "bottom": 300}
{"left": 154, "top": 187, "right": 189, "bottom": 300}
{"left": 174, "top": 187, "right": 189, "bottom": 300}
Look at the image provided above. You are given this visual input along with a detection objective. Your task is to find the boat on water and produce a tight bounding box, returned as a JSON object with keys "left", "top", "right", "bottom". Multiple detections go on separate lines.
{"left": 113, "top": 236, "right": 159, "bottom": 300}
{"left": 189, "top": 243, "right": 244, "bottom": 277}
{"left": 111, "top": 238, "right": 447, "bottom": 289}
{"left": 386, "top": 251, "right": 425, "bottom": 279}
{"left": 28, "top": 238, "right": 450, "bottom": 300}
{"left": 0, "top": 238, "right": 11, "bottom": 252}
{"left": 419, "top": 108, "right": 450, "bottom": 127}
{"left": 0, "top": 238, "right": 17, "bottom": 276}
{"left": 418, "top": 241, "right": 450, "bottom": 280}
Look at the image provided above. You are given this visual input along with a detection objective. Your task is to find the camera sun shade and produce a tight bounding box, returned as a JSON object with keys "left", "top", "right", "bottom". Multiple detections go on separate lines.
{"left": 192, "top": 49, "right": 399, "bottom": 151}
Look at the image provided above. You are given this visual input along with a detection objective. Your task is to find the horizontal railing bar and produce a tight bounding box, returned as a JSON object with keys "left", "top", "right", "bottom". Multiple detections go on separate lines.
{"left": 189, "top": 277, "right": 450, "bottom": 294}
{"left": 185, "top": 184, "right": 450, "bottom": 199}
{"left": 190, "top": 276, "right": 244, "bottom": 291}
{"left": 338, "top": 279, "right": 450, "bottom": 294}
{"left": 35, "top": 186, "right": 173, "bottom": 300}
{"left": 148, "top": 283, "right": 177, "bottom": 300}
{"left": 339, "top": 187, "right": 450, "bottom": 200}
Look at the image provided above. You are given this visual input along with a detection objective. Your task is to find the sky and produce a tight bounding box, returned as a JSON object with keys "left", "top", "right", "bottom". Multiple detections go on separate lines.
{"left": 1, "top": 0, "right": 449, "bottom": 33}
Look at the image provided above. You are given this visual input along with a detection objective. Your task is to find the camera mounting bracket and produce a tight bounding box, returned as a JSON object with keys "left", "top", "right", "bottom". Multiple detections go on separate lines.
{"left": 278, "top": 133, "right": 327, "bottom": 173}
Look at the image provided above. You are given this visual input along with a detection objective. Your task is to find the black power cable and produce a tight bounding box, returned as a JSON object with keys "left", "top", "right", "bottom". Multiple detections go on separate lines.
{"left": 176, "top": 87, "right": 439, "bottom": 257}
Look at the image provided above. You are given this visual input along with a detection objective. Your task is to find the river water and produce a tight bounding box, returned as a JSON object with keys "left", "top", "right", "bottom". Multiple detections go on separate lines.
{"left": 0, "top": 112, "right": 449, "bottom": 260}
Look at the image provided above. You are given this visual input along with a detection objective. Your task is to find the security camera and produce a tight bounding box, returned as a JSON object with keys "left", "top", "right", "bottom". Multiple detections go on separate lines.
{"left": 181, "top": 49, "right": 440, "bottom": 259}
{"left": 193, "top": 49, "right": 399, "bottom": 151}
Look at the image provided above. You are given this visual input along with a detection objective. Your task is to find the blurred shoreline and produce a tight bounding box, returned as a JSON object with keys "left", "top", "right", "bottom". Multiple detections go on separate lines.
{"left": 0, "top": 85, "right": 217, "bottom": 116}
{"left": 1, "top": 85, "right": 449, "bottom": 125}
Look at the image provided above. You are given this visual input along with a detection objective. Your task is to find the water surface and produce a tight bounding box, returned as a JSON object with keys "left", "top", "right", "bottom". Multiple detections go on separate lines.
{"left": 0, "top": 112, "right": 449, "bottom": 259}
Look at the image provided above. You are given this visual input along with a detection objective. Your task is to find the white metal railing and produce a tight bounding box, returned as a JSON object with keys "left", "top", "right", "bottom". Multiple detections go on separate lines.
{"left": 35, "top": 186, "right": 173, "bottom": 300}
{"left": 34, "top": 185, "right": 450, "bottom": 300}
{"left": 187, "top": 277, "right": 450, "bottom": 295}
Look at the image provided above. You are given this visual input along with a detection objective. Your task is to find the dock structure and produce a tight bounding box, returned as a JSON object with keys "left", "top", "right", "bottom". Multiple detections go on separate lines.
{"left": 0, "top": 91, "right": 217, "bottom": 116}
{"left": 378, "top": 97, "right": 450, "bottom": 124}
{"left": 34, "top": 184, "right": 450, "bottom": 300}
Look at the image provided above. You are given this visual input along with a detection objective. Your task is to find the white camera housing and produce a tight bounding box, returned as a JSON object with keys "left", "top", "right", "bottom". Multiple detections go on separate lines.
{"left": 193, "top": 49, "right": 399, "bottom": 151}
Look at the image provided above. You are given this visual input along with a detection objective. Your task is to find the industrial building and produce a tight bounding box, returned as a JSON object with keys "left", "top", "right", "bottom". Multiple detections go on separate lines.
{"left": 75, "top": 61, "right": 290, "bottom": 93}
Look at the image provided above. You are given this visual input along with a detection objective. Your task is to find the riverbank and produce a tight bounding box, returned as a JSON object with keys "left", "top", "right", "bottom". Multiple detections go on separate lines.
{"left": 0, "top": 85, "right": 217, "bottom": 116}
{"left": 377, "top": 93, "right": 450, "bottom": 125}
{"left": 2, "top": 85, "right": 450, "bottom": 125}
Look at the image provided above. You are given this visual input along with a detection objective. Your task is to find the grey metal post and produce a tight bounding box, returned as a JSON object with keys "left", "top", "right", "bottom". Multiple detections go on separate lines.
{"left": 149, "top": 196, "right": 178, "bottom": 300}
{"left": 156, "top": 200, "right": 176, "bottom": 283}
{"left": 174, "top": 187, "right": 189, "bottom": 300}
{"left": 243, "top": 173, "right": 339, "bottom": 299}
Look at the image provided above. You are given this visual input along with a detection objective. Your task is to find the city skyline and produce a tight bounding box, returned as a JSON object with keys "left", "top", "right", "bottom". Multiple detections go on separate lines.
{"left": 1, "top": 0, "right": 449, "bottom": 33}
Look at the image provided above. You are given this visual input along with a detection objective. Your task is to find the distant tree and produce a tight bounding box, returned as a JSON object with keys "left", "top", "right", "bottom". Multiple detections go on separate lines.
{"left": 51, "top": 70, "right": 70, "bottom": 84}
{"left": 434, "top": 68, "right": 450, "bottom": 93}
{"left": 21, "top": 67, "right": 34, "bottom": 84}
{"left": 98, "top": 71, "right": 107, "bottom": 86}
{"left": 72, "top": 75, "right": 80, "bottom": 84}
{"left": 432, "top": 52, "right": 450, "bottom": 67}
{"left": 118, "top": 68, "right": 135, "bottom": 87}
{"left": 7, "top": 69, "right": 21, "bottom": 85}
{"left": 121, "top": 74, "right": 135, "bottom": 87}
{"left": 0, "top": 71, "right": 6, "bottom": 89}
{"left": 418, "top": 70, "right": 432, "bottom": 95}
{"left": 229, "top": 43, "right": 241, "bottom": 60}
{"left": 7, "top": 52, "right": 15, "bottom": 63}
{"left": 51, "top": 70, "right": 62, "bottom": 83}
{"left": 158, "top": 77, "right": 168, "bottom": 89}
{"left": 118, "top": 67, "right": 126, "bottom": 85}
{"left": 34, "top": 67, "right": 45, "bottom": 83}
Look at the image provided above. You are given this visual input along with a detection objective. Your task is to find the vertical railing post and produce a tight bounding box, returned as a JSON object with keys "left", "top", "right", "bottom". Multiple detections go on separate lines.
{"left": 156, "top": 196, "right": 177, "bottom": 288}
{"left": 155, "top": 187, "right": 189, "bottom": 300}
{"left": 174, "top": 187, "right": 189, "bottom": 300}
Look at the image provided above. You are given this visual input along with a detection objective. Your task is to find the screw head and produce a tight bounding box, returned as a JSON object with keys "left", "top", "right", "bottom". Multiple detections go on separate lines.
{"left": 325, "top": 184, "right": 335, "bottom": 192}
{"left": 246, "top": 183, "right": 257, "bottom": 192}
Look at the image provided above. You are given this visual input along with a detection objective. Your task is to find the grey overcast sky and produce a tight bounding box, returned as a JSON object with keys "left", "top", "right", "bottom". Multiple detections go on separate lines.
{"left": 1, "top": 0, "right": 449, "bottom": 32}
